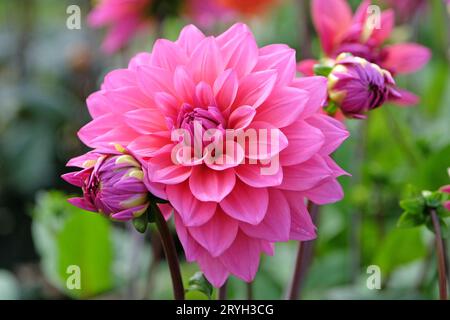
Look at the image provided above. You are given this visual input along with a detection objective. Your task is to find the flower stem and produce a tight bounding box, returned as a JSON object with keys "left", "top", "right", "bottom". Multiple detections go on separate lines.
{"left": 246, "top": 282, "right": 254, "bottom": 300}
{"left": 430, "top": 208, "right": 448, "bottom": 300}
{"left": 152, "top": 202, "right": 185, "bottom": 300}
{"left": 286, "top": 201, "right": 320, "bottom": 300}
{"left": 218, "top": 281, "right": 228, "bottom": 300}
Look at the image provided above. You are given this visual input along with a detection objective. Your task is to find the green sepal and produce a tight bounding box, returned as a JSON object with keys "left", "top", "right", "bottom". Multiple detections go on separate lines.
{"left": 132, "top": 212, "right": 149, "bottom": 233}
{"left": 313, "top": 64, "right": 333, "bottom": 77}
{"left": 186, "top": 272, "right": 213, "bottom": 299}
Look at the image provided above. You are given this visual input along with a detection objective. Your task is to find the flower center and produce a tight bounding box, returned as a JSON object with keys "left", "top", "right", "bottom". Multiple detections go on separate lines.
{"left": 176, "top": 104, "right": 226, "bottom": 140}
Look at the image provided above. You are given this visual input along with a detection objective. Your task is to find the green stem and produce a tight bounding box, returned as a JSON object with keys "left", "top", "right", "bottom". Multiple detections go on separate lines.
{"left": 152, "top": 202, "right": 185, "bottom": 300}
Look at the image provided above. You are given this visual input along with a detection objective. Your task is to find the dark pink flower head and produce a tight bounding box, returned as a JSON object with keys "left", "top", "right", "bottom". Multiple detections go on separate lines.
{"left": 328, "top": 53, "right": 400, "bottom": 119}
{"left": 441, "top": 169, "right": 450, "bottom": 211}
{"left": 76, "top": 23, "right": 349, "bottom": 286}
{"left": 62, "top": 152, "right": 150, "bottom": 221}
{"left": 306, "top": 0, "right": 431, "bottom": 106}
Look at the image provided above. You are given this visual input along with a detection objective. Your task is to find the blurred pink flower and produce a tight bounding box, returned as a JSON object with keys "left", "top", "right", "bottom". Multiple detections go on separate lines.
{"left": 62, "top": 152, "right": 150, "bottom": 221}
{"left": 87, "top": 0, "right": 152, "bottom": 54}
{"left": 76, "top": 23, "right": 349, "bottom": 286}
{"left": 88, "top": 0, "right": 234, "bottom": 54}
{"left": 442, "top": 187, "right": 450, "bottom": 211}
{"left": 300, "top": 0, "right": 431, "bottom": 106}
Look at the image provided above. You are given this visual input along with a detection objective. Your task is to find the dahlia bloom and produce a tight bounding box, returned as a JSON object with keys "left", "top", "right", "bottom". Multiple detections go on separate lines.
{"left": 298, "top": 0, "right": 431, "bottom": 106}
{"left": 62, "top": 152, "right": 149, "bottom": 221}
{"left": 327, "top": 53, "right": 400, "bottom": 119}
{"left": 76, "top": 23, "right": 349, "bottom": 286}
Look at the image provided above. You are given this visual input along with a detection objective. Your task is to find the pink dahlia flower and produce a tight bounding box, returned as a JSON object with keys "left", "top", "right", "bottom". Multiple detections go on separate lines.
{"left": 62, "top": 152, "right": 150, "bottom": 221}
{"left": 299, "top": 0, "right": 431, "bottom": 106}
{"left": 75, "top": 23, "right": 349, "bottom": 286}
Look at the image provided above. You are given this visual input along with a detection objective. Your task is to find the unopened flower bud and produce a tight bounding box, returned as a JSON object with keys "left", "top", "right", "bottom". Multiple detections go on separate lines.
{"left": 62, "top": 153, "right": 149, "bottom": 221}
{"left": 327, "top": 53, "right": 400, "bottom": 119}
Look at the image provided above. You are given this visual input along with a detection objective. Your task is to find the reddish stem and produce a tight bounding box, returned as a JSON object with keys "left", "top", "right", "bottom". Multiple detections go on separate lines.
{"left": 430, "top": 208, "right": 448, "bottom": 300}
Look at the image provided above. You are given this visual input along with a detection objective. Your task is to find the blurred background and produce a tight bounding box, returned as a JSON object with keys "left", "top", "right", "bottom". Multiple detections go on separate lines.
{"left": 0, "top": 0, "right": 449, "bottom": 300}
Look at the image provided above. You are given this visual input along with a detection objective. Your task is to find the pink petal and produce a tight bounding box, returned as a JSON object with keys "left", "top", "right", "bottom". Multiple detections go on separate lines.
{"left": 255, "top": 87, "right": 309, "bottom": 128}
{"left": 127, "top": 134, "right": 171, "bottom": 158}
{"left": 194, "top": 82, "right": 216, "bottom": 108}
{"left": 254, "top": 44, "right": 296, "bottom": 86}
{"left": 174, "top": 213, "right": 201, "bottom": 262}
{"left": 173, "top": 66, "right": 195, "bottom": 105}
{"left": 217, "top": 26, "right": 258, "bottom": 78}
{"left": 306, "top": 114, "right": 349, "bottom": 155}
{"left": 188, "top": 37, "right": 224, "bottom": 85}
{"left": 124, "top": 108, "right": 167, "bottom": 134}
{"left": 312, "top": 0, "right": 352, "bottom": 54}
{"left": 136, "top": 65, "right": 175, "bottom": 98}
{"left": 214, "top": 69, "right": 239, "bottom": 112}
{"left": 151, "top": 39, "right": 188, "bottom": 72}
{"left": 233, "top": 70, "right": 277, "bottom": 109}
{"left": 196, "top": 250, "right": 229, "bottom": 287}
{"left": 166, "top": 182, "right": 216, "bottom": 227}
{"left": 228, "top": 105, "right": 256, "bottom": 130}
{"left": 297, "top": 59, "right": 317, "bottom": 76}
{"left": 291, "top": 76, "right": 328, "bottom": 118}
{"left": 219, "top": 231, "right": 263, "bottom": 282}
{"left": 244, "top": 121, "right": 288, "bottom": 161}
{"left": 176, "top": 24, "right": 206, "bottom": 56}
{"left": 147, "top": 150, "right": 192, "bottom": 184}
{"left": 67, "top": 197, "right": 96, "bottom": 212}
{"left": 280, "top": 119, "right": 325, "bottom": 166}
{"left": 128, "top": 52, "right": 152, "bottom": 70}
{"left": 189, "top": 166, "right": 236, "bottom": 202}
{"left": 381, "top": 43, "right": 431, "bottom": 74}
{"left": 370, "top": 9, "right": 394, "bottom": 46}
{"left": 279, "top": 155, "right": 333, "bottom": 191}
{"left": 283, "top": 191, "right": 317, "bottom": 241}
{"left": 240, "top": 188, "right": 291, "bottom": 242}
{"left": 220, "top": 180, "right": 269, "bottom": 225}
{"left": 235, "top": 163, "right": 283, "bottom": 188}
{"left": 189, "top": 208, "right": 238, "bottom": 257}
{"left": 440, "top": 185, "right": 450, "bottom": 194}
{"left": 389, "top": 88, "right": 419, "bottom": 106}
{"left": 303, "top": 178, "right": 345, "bottom": 205}
{"left": 102, "top": 69, "right": 137, "bottom": 90}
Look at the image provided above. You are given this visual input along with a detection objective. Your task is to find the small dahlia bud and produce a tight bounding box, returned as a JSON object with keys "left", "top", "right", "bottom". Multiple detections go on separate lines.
{"left": 327, "top": 53, "right": 400, "bottom": 119}
{"left": 62, "top": 153, "right": 149, "bottom": 221}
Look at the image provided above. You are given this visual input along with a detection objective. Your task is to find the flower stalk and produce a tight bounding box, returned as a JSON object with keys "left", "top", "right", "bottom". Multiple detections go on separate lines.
{"left": 430, "top": 208, "right": 448, "bottom": 300}
{"left": 151, "top": 202, "right": 185, "bottom": 300}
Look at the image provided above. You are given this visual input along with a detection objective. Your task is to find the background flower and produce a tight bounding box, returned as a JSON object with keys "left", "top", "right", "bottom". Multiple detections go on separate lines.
{"left": 301, "top": 0, "right": 431, "bottom": 106}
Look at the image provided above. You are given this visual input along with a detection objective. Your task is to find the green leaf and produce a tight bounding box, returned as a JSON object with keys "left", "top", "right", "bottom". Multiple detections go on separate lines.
{"left": 186, "top": 272, "right": 213, "bottom": 299}
{"left": 397, "top": 211, "right": 426, "bottom": 228}
{"left": 32, "top": 191, "right": 114, "bottom": 299}
{"left": 399, "top": 198, "right": 425, "bottom": 215}
{"left": 373, "top": 228, "right": 426, "bottom": 277}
